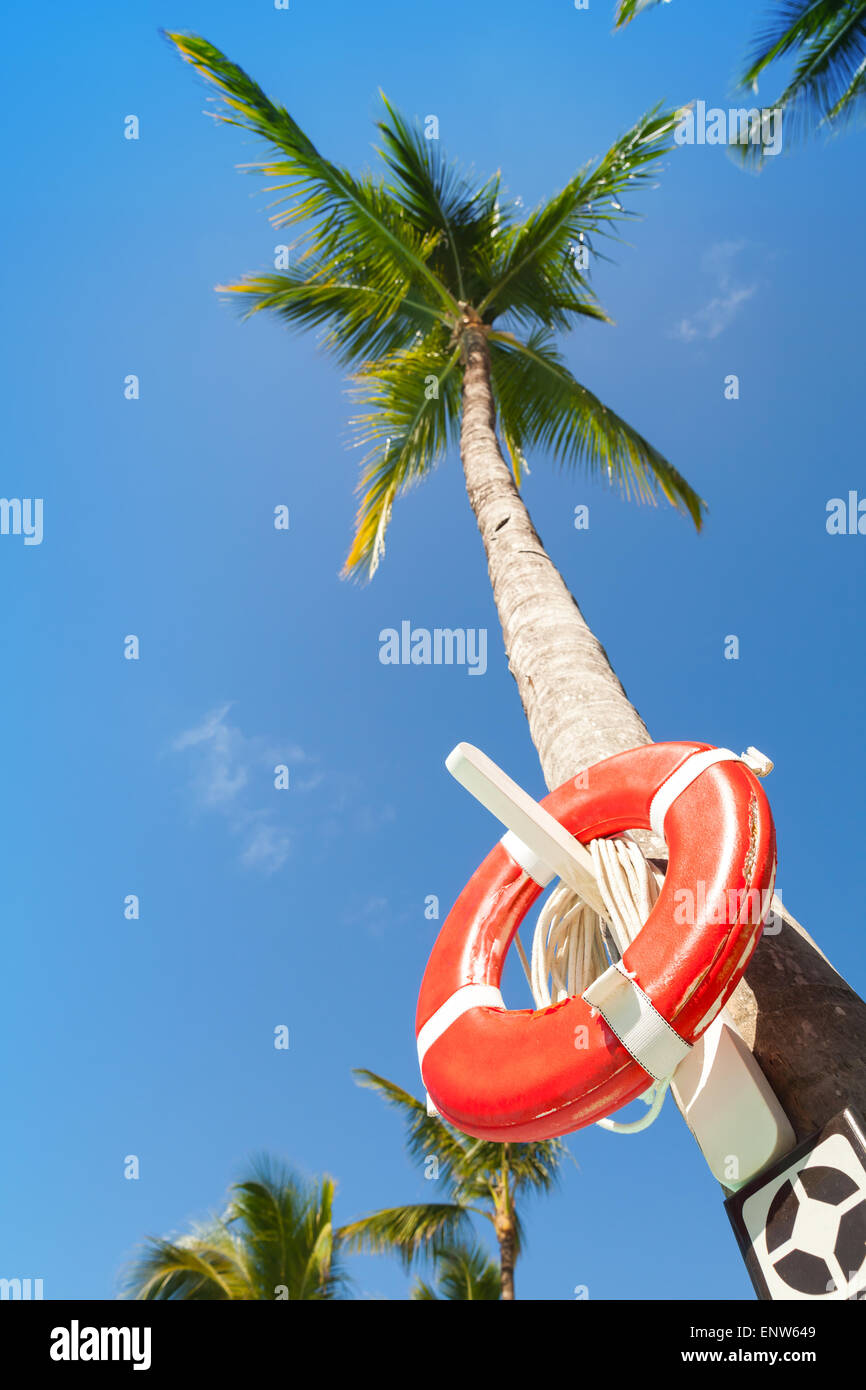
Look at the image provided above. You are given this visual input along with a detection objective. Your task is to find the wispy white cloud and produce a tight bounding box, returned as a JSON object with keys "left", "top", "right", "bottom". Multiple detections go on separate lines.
{"left": 170, "top": 705, "right": 394, "bottom": 874}
{"left": 171, "top": 703, "right": 306, "bottom": 874}
{"left": 238, "top": 817, "right": 292, "bottom": 874}
{"left": 672, "top": 240, "right": 757, "bottom": 343}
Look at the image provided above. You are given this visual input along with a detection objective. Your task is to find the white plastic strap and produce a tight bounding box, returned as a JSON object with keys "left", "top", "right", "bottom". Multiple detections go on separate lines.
{"left": 582, "top": 963, "right": 692, "bottom": 1080}
{"left": 416, "top": 984, "right": 504, "bottom": 1070}
{"left": 648, "top": 747, "right": 740, "bottom": 840}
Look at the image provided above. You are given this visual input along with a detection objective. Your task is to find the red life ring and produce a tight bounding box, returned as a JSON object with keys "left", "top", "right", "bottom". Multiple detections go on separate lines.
{"left": 416, "top": 742, "right": 776, "bottom": 1142}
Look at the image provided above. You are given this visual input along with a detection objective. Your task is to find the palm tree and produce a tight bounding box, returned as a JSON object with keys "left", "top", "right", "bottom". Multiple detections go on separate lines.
{"left": 120, "top": 1157, "right": 349, "bottom": 1299}
{"left": 166, "top": 35, "right": 866, "bottom": 1162}
{"left": 165, "top": 30, "right": 700, "bottom": 787}
{"left": 338, "top": 1071, "right": 571, "bottom": 1300}
{"left": 411, "top": 1242, "right": 502, "bottom": 1300}
{"left": 615, "top": 1, "right": 866, "bottom": 144}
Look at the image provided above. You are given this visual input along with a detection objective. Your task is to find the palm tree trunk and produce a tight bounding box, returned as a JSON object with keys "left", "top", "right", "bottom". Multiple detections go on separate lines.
{"left": 498, "top": 1226, "right": 516, "bottom": 1301}
{"left": 457, "top": 313, "right": 866, "bottom": 1142}
{"left": 458, "top": 312, "right": 651, "bottom": 783}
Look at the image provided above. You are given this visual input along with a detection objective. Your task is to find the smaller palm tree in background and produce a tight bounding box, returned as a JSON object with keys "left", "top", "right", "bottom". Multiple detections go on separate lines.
{"left": 120, "top": 1157, "right": 348, "bottom": 1300}
{"left": 339, "top": 1071, "right": 573, "bottom": 1300}
{"left": 411, "top": 1242, "right": 502, "bottom": 1300}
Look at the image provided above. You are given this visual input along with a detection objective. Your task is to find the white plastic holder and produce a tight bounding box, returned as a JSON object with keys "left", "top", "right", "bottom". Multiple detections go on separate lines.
{"left": 671, "top": 1011, "right": 795, "bottom": 1190}
{"left": 445, "top": 742, "right": 608, "bottom": 918}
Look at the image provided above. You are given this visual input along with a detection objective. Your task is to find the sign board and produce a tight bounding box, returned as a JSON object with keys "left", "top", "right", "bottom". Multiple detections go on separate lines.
{"left": 726, "top": 1108, "right": 866, "bottom": 1300}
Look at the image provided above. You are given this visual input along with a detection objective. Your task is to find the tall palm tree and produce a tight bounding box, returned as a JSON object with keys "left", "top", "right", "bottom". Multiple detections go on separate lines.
{"left": 338, "top": 1072, "right": 570, "bottom": 1300}
{"left": 166, "top": 35, "right": 866, "bottom": 1155}
{"left": 165, "top": 30, "right": 700, "bottom": 789}
{"left": 411, "top": 1242, "right": 502, "bottom": 1300}
{"left": 615, "top": 1, "right": 866, "bottom": 143}
{"left": 120, "top": 1157, "right": 349, "bottom": 1299}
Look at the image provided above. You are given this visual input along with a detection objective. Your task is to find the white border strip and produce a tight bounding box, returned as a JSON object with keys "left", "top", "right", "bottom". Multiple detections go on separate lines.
{"left": 582, "top": 963, "right": 691, "bottom": 1080}
{"left": 417, "top": 984, "right": 504, "bottom": 1070}
{"left": 649, "top": 747, "right": 740, "bottom": 841}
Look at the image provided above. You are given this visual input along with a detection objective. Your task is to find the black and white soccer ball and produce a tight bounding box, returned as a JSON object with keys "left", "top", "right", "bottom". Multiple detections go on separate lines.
{"left": 765, "top": 1164, "right": 866, "bottom": 1299}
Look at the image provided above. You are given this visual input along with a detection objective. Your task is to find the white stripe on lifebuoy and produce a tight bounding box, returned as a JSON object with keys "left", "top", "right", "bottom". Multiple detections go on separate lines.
{"left": 416, "top": 984, "right": 504, "bottom": 1070}
{"left": 648, "top": 747, "right": 740, "bottom": 840}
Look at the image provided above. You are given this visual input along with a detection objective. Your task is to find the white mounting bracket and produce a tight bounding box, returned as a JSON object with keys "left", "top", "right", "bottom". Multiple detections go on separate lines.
{"left": 671, "top": 1012, "right": 796, "bottom": 1190}
{"left": 446, "top": 742, "right": 608, "bottom": 919}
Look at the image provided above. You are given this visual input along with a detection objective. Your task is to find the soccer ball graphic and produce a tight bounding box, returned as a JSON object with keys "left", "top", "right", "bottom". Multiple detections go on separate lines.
{"left": 739, "top": 1128, "right": 866, "bottom": 1301}
{"left": 764, "top": 1164, "right": 866, "bottom": 1298}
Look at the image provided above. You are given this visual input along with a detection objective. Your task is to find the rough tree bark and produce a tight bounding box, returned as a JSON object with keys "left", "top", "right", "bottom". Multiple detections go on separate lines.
{"left": 458, "top": 309, "right": 866, "bottom": 1142}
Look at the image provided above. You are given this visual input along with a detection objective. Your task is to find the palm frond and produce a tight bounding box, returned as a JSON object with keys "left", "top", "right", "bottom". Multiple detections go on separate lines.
{"left": 410, "top": 1241, "right": 502, "bottom": 1300}
{"left": 740, "top": 2, "right": 866, "bottom": 147}
{"left": 120, "top": 1157, "right": 349, "bottom": 1301}
{"left": 120, "top": 1224, "right": 250, "bottom": 1301}
{"left": 338, "top": 1202, "right": 473, "bottom": 1267}
{"left": 488, "top": 328, "right": 705, "bottom": 527}
{"left": 164, "top": 32, "right": 459, "bottom": 318}
{"left": 478, "top": 106, "right": 679, "bottom": 329}
{"left": 218, "top": 262, "right": 448, "bottom": 367}
{"left": 343, "top": 337, "right": 462, "bottom": 579}
{"left": 614, "top": 0, "right": 670, "bottom": 26}
{"left": 376, "top": 95, "right": 502, "bottom": 303}
{"left": 826, "top": 50, "right": 866, "bottom": 116}
{"left": 351, "top": 1070, "right": 474, "bottom": 1188}
{"left": 226, "top": 1157, "right": 348, "bottom": 1300}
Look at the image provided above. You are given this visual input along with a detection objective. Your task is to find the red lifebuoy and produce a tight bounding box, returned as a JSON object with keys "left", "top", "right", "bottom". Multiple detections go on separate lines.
{"left": 416, "top": 742, "right": 776, "bottom": 1142}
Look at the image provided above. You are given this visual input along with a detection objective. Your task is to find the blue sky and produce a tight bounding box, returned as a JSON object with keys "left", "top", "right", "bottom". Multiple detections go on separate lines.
{"left": 2, "top": 0, "right": 865, "bottom": 1300}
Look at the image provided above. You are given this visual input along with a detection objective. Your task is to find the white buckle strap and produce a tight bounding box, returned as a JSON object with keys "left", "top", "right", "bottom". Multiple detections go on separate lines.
{"left": 582, "top": 962, "right": 692, "bottom": 1080}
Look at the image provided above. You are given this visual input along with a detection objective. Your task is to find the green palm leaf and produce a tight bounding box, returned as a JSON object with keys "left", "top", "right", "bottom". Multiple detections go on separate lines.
{"left": 478, "top": 106, "right": 679, "bottom": 330}
{"left": 376, "top": 94, "right": 502, "bottom": 304}
{"left": 743, "top": 1, "right": 866, "bottom": 142}
{"left": 120, "top": 1157, "right": 349, "bottom": 1300}
{"left": 343, "top": 337, "right": 462, "bottom": 578}
{"left": 338, "top": 1202, "right": 473, "bottom": 1267}
{"left": 410, "top": 1242, "right": 502, "bottom": 1300}
{"left": 218, "top": 262, "right": 447, "bottom": 367}
{"left": 164, "top": 32, "right": 459, "bottom": 317}
{"left": 351, "top": 1070, "right": 476, "bottom": 1185}
{"left": 120, "top": 1225, "right": 250, "bottom": 1301}
{"left": 614, "top": 0, "right": 670, "bottom": 25}
{"left": 611, "top": 2, "right": 866, "bottom": 140}
{"left": 489, "top": 329, "right": 706, "bottom": 526}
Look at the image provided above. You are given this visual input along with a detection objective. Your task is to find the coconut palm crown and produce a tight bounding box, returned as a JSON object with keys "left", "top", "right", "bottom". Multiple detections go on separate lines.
{"left": 120, "top": 1158, "right": 348, "bottom": 1300}
{"left": 166, "top": 30, "right": 703, "bottom": 583}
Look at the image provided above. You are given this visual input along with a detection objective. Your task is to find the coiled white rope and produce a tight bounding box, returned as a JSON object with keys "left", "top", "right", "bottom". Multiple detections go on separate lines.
{"left": 515, "top": 833, "right": 671, "bottom": 1134}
